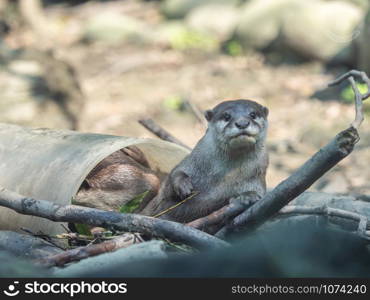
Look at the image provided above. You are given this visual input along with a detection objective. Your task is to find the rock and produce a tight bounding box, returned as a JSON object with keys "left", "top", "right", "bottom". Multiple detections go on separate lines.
{"left": 0, "top": 231, "right": 63, "bottom": 260}
{"left": 325, "top": 0, "right": 369, "bottom": 10}
{"left": 161, "top": 0, "right": 239, "bottom": 19}
{"left": 154, "top": 21, "right": 186, "bottom": 45}
{"left": 185, "top": 4, "right": 240, "bottom": 42}
{"left": 235, "top": 0, "right": 365, "bottom": 60}
{"left": 349, "top": 0, "right": 369, "bottom": 9}
{"left": 53, "top": 241, "right": 169, "bottom": 277}
{"left": 316, "top": 174, "right": 350, "bottom": 194}
{"left": 0, "top": 59, "right": 77, "bottom": 129}
{"left": 84, "top": 12, "right": 151, "bottom": 44}
{"left": 281, "top": 0, "right": 364, "bottom": 61}
{"left": 155, "top": 21, "right": 219, "bottom": 51}
{"left": 235, "top": 0, "right": 300, "bottom": 50}
{"left": 0, "top": 250, "right": 49, "bottom": 277}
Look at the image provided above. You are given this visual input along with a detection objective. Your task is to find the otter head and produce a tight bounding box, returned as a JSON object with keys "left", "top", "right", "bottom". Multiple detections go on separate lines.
{"left": 205, "top": 99, "right": 268, "bottom": 152}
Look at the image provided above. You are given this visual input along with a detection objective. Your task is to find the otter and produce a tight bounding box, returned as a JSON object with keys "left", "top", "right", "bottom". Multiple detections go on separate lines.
{"left": 140, "top": 99, "right": 269, "bottom": 223}
{"left": 75, "top": 146, "right": 160, "bottom": 211}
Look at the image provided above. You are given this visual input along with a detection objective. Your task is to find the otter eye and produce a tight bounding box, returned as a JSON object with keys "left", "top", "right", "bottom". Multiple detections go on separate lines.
{"left": 222, "top": 112, "right": 231, "bottom": 121}
{"left": 249, "top": 112, "right": 257, "bottom": 119}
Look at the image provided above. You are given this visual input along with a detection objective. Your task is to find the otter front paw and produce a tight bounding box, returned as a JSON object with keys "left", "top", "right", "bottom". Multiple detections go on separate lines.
{"left": 229, "top": 192, "right": 261, "bottom": 208}
{"left": 174, "top": 176, "right": 193, "bottom": 200}
{"left": 171, "top": 171, "right": 193, "bottom": 200}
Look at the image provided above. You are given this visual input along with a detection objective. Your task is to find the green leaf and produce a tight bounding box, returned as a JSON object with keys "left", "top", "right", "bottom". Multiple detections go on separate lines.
{"left": 169, "top": 27, "right": 218, "bottom": 52}
{"left": 120, "top": 190, "right": 149, "bottom": 213}
{"left": 163, "top": 95, "right": 183, "bottom": 110}
{"left": 74, "top": 223, "right": 92, "bottom": 236}
{"left": 341, "top": 83, "right": 368, "bottom": 103}
{"left": 225, "top": 40, "right": 243, "bottom": 56}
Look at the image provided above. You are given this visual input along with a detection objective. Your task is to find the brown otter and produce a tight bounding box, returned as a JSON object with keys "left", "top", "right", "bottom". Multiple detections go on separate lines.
{"left": 140, "top": 99, "right": 269, "bottom": 223}
{"left": 75, "top": 146, "right": 160, "bottom": 211}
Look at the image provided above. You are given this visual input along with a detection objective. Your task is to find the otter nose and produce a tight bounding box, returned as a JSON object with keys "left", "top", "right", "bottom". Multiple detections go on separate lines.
{"left": 235, "top": 119, "right": 250, "bottom": 129}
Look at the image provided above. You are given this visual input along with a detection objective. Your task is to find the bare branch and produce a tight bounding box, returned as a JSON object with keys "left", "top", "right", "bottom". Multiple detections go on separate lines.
{"left": 329, "top": 70, "right": 368, "bottom": 129}
{"left": 348, "top": 76, "right": 364, "bottom": 129}
{"left": 0, "top": 187, "right": 228, "bottom": 250}
{"left": 138, "top": 118, "right": 191, "bottom": 150}
{"left": 328, "top": 69, "right": 370, "bottom": 100}
{"left": 183, "top": 99, "right": 208, "bottom": 129}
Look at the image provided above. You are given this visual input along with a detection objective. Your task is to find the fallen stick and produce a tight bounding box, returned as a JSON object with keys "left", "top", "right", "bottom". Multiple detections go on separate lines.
{"left": 38, "top": 233, "right": 138, "bottom": 267}
{"left": 138, "top": 118, "right": 191, "bottom": 150}
{"left": 275, "top": 205, "right": 370, "bottom": 239}
{"left": 216, "top": 70, "right": 370, "bottom": 238}
{"left": 0, "top": 187, "right": 227, "bottom": 250}
{"left": 279, "top": 204, "right": 369, "bottom": 225}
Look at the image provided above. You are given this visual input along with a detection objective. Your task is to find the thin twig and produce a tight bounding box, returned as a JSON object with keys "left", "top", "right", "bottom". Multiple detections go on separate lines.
{"left": 20, "top": 227, "right": 66, "bottom": 250}
{"left": 328, "top": 70, "right": 369, "bottom": 129}
{"left": 60, "top": 223, "right": 71, "bottom": 233}
{"left": 328, "top": 70, "right": 370, "bottom": 100}
{"left": 38, "top": 233, "right": 138, "bottom": 267}
{"left": 153, "top": 192, "right": 199, "bottom": 218}
{"left": 348, "top": 76, "right": 364, "bottom": 129}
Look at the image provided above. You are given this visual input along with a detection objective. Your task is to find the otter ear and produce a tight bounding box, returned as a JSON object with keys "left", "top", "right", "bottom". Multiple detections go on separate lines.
{"left": 204, "top": 110, "right": 214, "bottom": 121}
{"left": 262, "top": 106, "right": 269, "bottom": 118}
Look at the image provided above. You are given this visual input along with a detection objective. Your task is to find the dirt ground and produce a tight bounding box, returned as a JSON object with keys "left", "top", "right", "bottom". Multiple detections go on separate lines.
{"left": 3, "top": 0, "right": 370, "bottom": 195}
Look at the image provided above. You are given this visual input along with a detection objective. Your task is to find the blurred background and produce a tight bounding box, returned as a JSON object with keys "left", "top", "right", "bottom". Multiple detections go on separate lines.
{"left": 1, "top": 0, "right": 370, "bottom": 195}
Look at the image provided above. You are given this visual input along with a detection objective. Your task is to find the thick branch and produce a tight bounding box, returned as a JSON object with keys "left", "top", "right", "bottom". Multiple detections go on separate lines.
{"left": 0, "top": 187, "right": 227, "bottom": 250}
{"left": 216, "top": 127, "right": 359, "bottom": 237}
